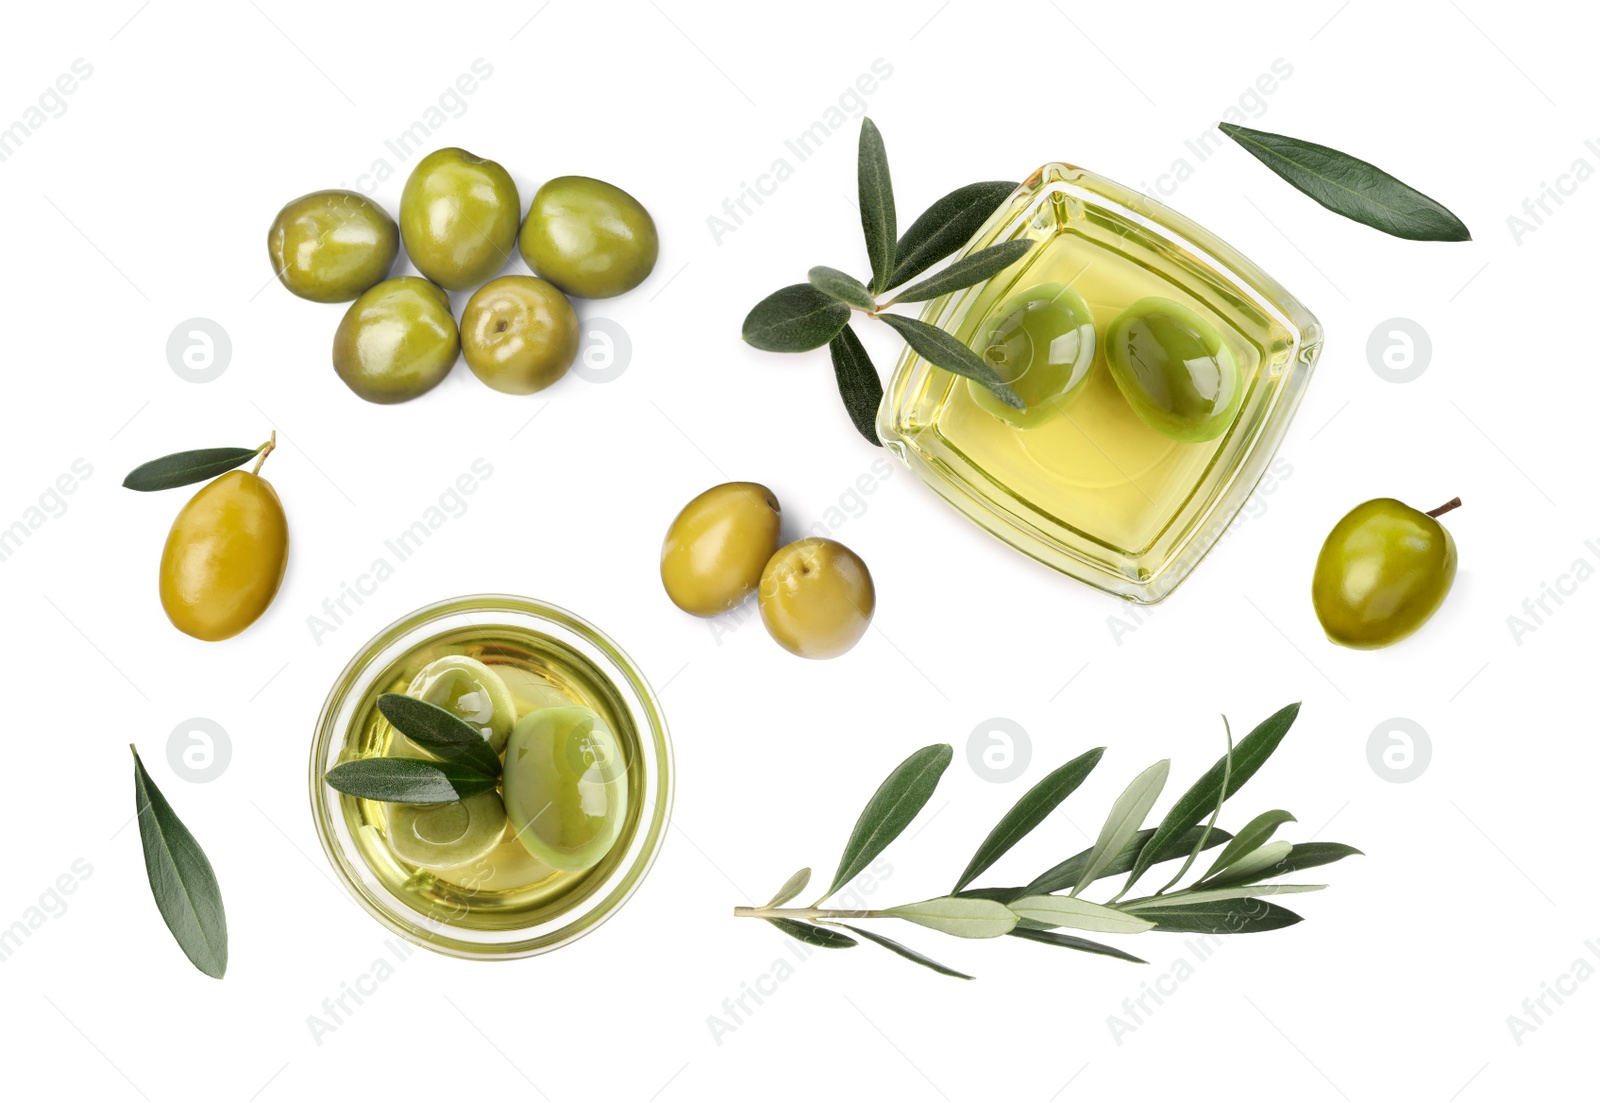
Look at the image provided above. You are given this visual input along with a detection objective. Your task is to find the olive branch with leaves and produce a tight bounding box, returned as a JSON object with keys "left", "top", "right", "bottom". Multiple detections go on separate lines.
{"left": 741, "top": 117, "right": 1030, "bottom": 444}
{"left": 734, "top": 703, "right": 1360, "bottom": 979}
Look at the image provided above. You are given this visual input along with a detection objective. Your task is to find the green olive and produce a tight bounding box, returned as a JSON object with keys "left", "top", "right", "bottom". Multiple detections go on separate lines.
{"left": 970, "top": 283, "right": 1097, "bottom": 427}
{"left": 660, "top": 482, "right": 782, "bottom": 616}
{"left": 758, "top": 538, "right": 874, "bottom": 659}
{"left": 331, "top": 277, "right": 459, "bottom": 404}
{"left": 386, "top": 790, "right": 507, "bottom": 870}
{"left": 159, "top": 470, "right": 289, "bottom": 641}
{"left": 1105, "top": 297, "right": 1242, "bottom": 442}
{"left": 518, "top": 176, "right": 658, "bottom": 298}
{"left": 493, "top": 667, "right": 579, "bottom": 715}
{"left": 404, "top": 655, "right": 517, "bottom": 753}
{"left": 267, "top": 190, "right": 398, "bottom": 303}
{"left": 460, "top": 275, "right": 580, "bottom": 395}
{"left": 504, "top": 706, "right": 629, "bottom": 872}
{"left": 399, "top": 148, "right": 520, "bottom": 291}
{"left": 1312, "top": 498, "right": 1460, "bottom": 649}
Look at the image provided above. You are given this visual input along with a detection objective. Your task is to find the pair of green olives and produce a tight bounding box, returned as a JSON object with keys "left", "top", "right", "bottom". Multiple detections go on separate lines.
{"left": 382, "top": 655, "right": 628, "bottom": 873}
{"left": 971, "top": 285, "right": 1242, "bottom": 443}
{"left": 660, "top": 482, "right": 876, "bottom": 659}
{"left": 268, "top": 148, "right": 659, "bottom": 404}
{"left": 1312, "top": 498, "right": 1460, "bottom": 649}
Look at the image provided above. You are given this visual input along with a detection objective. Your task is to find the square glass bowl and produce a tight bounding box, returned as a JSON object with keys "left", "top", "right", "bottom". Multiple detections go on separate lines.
{"left": 877, "top": 163, "right": 1322, "bottom": 603}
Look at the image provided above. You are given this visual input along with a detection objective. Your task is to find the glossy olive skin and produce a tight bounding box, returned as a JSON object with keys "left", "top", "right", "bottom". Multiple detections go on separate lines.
{"left": 972, "top": 283, "right": 1097, "bottom": 427}
{"left": 519, "top": 176, "right": 658, "bottom": 298}
{"left": 159, "top": 471, "right": 289, "bottom": 641}
{"left": 1106, "top": 297, "right": 1242, "bottom": 442}
{"left": 758, "top": 538, "right": 874, "bottom": 659}
{"left": 405, "top": 655, "right": 517, "bottom": 752}
{"left": 332, "top": 277, "right": 459, "bottom": 404}
{"left": 267, "top": 190, "right": 398, "bottom": 303}
{"left": 503, "top": 706, "right": 629, "bottom": 872}
{"left": 386, "top": 790, "right": 507, "bottom": 871}
{"left": 399, "top": 148, "right": 520, "bottom": 290}
{"left": 1312, "top": 499, "right": 1458, "bottom": 649}
{"left": 460, "top": 276, "right": 580, "bottom": 395}
{"left": 661, "top": 482, "right": 782, "bottom": 616}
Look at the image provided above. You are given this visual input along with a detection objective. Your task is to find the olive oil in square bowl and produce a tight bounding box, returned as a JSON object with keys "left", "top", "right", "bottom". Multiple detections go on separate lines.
{"left": 311, "top": 595, "right": 672, "bottom": 960}
{"left": 879, "top": 163, "right": 1322, "bottom": 603}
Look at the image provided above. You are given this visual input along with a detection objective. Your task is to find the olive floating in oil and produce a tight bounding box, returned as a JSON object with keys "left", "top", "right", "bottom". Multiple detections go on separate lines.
{"left": 1105, "top": 297, "right": 1242, "bottom": 442}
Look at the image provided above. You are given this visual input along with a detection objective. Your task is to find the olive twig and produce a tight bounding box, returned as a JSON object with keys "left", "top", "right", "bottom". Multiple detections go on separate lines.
{"left": 251, "top": 431, "right": 277, "bottom": 475}
{"left": 732, "top": 907, "right": 893, "bottom": 921}
{"left": 1426, "top": 497, "right": 1462, "bottom": 518}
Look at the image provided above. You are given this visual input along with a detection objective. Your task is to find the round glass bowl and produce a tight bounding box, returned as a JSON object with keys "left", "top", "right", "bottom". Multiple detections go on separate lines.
{"left": 310, "top": 594, "right": 672, "bottom": 960}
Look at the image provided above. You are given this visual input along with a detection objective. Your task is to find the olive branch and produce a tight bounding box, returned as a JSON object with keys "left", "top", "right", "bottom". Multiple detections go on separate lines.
{"left": 733, "top": 703, "right": 1360, "bottom": 979}
{"left": 741, "top": 117, "right": 1031, "bottom": 444}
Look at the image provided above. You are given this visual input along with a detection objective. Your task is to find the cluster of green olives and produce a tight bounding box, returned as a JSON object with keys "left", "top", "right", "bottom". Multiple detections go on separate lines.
{"left": 969, "top": 284, "right": 1242, "bottom": 442}
{"left": 267, "top": 148, "right": 659, "bottom": 404}
{"left": 382, "top": 655, "right": 628, "bottom": 874}
{"left": 660, "top": 483, "right": 876, "bottom": 659}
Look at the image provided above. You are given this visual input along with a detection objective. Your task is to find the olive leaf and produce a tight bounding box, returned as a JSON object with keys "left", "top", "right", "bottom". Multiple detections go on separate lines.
{"left": 1194, "top": 840, "right": 1296, "bottom": 890}
{"left": 951, "top": 746, "right": 1105, "bottom": 893}
{"left": 837, "top": 924, "right": 974, "bottom": 979}
{"left": 1146, "top": 718, "right": 1233, "bottom": 898}
{"left": 1266, "top": 841, "right": 1364, "bottom": 878}
{"left": 1009, "top": 895, "right": 1156, "bottom": 935}
{"left": 857, "top": 118, "right": 896, "bottom": 292}
{"left": 767, "top": 918, "right": 858, "bottom": 949}
{"left": 764, "top": 868, "right": 812, "bottom": 909}
{"left": 1009, "top": 825, "right": 1233, "bottom": 900}
{"left": 887, "top": 896, "right": 1018, "bottom": 939}
{"left": 324, "top": 757, "right": 498, "bottom": 803}
{"left": 1203, "top": 809, "right": 1296, "bottom": 881}
{"left": 1008, "top": 926, "right": 1146, "bottom": 964}
{"left": 1124, "top": 703, "right": 1300, "bottom": 892}
{"left": 877, "top": 313, "right": 1023, "bottom": 410}
{"left": 828, "top": 325, "right": 885, "bottom": 447}
{"left": 889, "top": 180, "right": 1018, "bottom": 289}
{"left": 1127, "top": 883, "right": 1324, "bottom": 909}
{"left": 1220, "top": 123, "right": 1471, "bottom": 242}
{"left": 1072, "top": 760, "right": 1170, "bottom": 895}
{"left": 743, "top": 284, "right": 851, "bottom": 352}
{"left": 132, "top": 746, "right": 227, "bottom": 979}
{"left": 825, "top": 743, "right": 952, "bottom": 898}
{"left": 376, "top": 693, "right": 501, "bottom": 778}
{"left": 890, "top": 240, "right": 1033, "bottom": 305}
{"left": 123, "top": 446, "right": 263, "bottom": 492}
{"left": 1126, "top": 898, "right": 1304, "bottom": 935}
{"left": 809, "top": 265, "right": 877, "bottom": 310}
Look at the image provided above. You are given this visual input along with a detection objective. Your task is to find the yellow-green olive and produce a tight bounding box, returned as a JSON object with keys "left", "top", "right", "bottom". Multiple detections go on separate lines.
{"left": 1105, "top": 297, "right": 1242, "bottom": 442}
{"left": 159, "top": 470, "right": 289, "bottom": 641}
{"left": 332, "top": 277, "right": 459, "bottom": 404}
{"left": 758, "top": 538, "right": 874, "bottom": 659}
{"left": 460, "top": 275, "right": 580, "bottom": 395}
{"left": 404, "top": 655, "right": 517, "bottom": 753}
{"left": 267, "top": 189, "right": 398, "bottom": 303}
{"left": 518, "top": 176, "right": 659, "bottom": 298}
{"left": 399, "top": 148, "right": 521, "bottom": 291}
{"left": 503, "top": 706, "right": 629, "bottom": 872}
{"left": 660, "top": 482, "right": 782, "bottom": 616}
{"left": 1312, "top": 498, "right": 1459, "bottom": 649}
{"left": 386, "top": 790, "right": 507, "bottom": 870}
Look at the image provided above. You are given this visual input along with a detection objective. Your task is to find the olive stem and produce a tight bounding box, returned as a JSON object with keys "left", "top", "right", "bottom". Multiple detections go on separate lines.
{"left": 251, "top": 431, "right": 277, "bottom": 475}
{"left": 733, "top": 906, "right": 894, "bottom": 921}
{"left": 1426, "top": 497, "right": 1462, "bottom": 519}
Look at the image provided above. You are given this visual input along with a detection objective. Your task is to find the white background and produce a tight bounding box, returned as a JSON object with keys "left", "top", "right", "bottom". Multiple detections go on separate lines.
{"left": 2, "top": 1, "right": 1594, "bottom": 1099}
